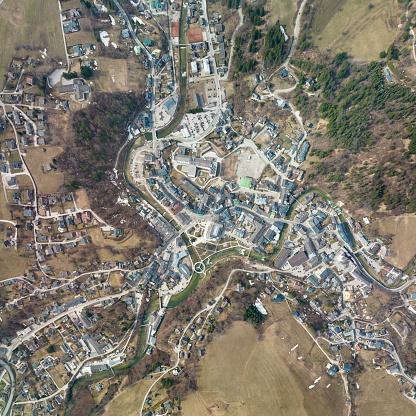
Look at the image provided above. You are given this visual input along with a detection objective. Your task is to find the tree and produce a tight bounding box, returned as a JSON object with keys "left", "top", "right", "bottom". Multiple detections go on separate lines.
{"left": 379, "top": 51, "right": 386, "bottom": 59}
{"left": 81, "top": 66, "right": 93, "bottom": 79}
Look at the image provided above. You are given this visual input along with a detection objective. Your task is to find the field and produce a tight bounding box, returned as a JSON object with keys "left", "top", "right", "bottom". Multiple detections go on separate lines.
{"left": 0, "top": 0, "right": 66, "bottom": 81}
{"left": 354, "top": 355, "right": 415, "bottom": 415}
{"left": 365, "top": 215, "right": 416, "bottom": 270}
{"left": 24, "top": 146, "right": 64, "bottom": 193}
{"left": 102, "top": 379, "right": 154, "bottom": 416}
{"left": 265, "top": 0, "right": 296, "bottom": 36}
{"left": 0, "top": 225, "right": 30, "bottom": 280}
{"left": 311, "top": 0, "right": 399, "bottom": 61}
{"left": 181, "top": 303, "right": 347, "bottom": 416}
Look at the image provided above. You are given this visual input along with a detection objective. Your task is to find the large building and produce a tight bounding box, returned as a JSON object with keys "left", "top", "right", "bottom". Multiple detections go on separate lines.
{"left": 203, "top": 58, "right": 211, "bottom": 75}
{"left": 175, "top": 154, "right": 219, "bottom": 178}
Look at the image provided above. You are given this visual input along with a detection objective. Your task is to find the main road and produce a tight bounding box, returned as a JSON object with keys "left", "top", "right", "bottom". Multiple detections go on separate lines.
{"left": 0, "top": 359, "right": 15, "bottom": 416}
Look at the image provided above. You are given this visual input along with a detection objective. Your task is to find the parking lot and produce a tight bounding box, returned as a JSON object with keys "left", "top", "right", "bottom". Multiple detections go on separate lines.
{"left": 183, "top": 111, "right": 215, "bottom": 138}
{"left": 205, "top": 79, "right": 217, "bottom": 106}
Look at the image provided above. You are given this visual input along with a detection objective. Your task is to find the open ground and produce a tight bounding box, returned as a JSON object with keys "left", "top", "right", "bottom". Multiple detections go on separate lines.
{"left": 181, "top": 302, "right": 347, "bottom": 416}
{"left": 102, "top": 378, "right": 154, "bottom": 416}
{"left": 354, "top": 351, "right": 416, "bottom": 415}
{"left": 24, "top": 146, "right": 64, "bottom": 194}
{"left": 311, "top": 0, "right": 399, "bottom": 61}
{"left": 365, "top": 215, "right": 416, "bottom": 270}
{"left": 0, "top": 0, "right": 66, "bottom": 81}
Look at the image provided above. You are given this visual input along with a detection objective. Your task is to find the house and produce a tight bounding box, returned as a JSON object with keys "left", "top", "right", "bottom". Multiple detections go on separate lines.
{"left": 215, "top": 24, "right": 224, "bottom": 33}
{"left": 122, "top": 29, "right": 130, "bottom": 38}
{"left": 26, "top": 75, "right": 35, "bottom": 85}
{"left": 305, "top": 77, "right": 315, "bottom": 89}
{"left": 63, "top": 19, "right": 79, "bottom": 34}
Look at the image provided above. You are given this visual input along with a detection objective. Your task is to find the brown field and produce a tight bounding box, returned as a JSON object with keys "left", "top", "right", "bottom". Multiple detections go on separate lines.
{"left": 311, "top": 0, "right": 399, "bottom": 61}
{"left": 24, "top": 146, "right": 64, "bottom": 193}
{"left": 0, "top": 184, "right": 12, "bottom": 221}
{"left": 93, "top": 55, "right": 147, "bottom": 93}
{"left": 0, "top": 0, "right": 66, "bottom": 81}
{"left": 181, "top": 305, "right": 347, "bottom": 416}
{"left": 0, "top": 225, "right": 31, "bottom": 280}
{"left": 354, "top": 354, "right": 415, "bottom": 415}
{"left": 74, "top": 188, "right": 91, "bottom": 210}
{"left": 102, "top": 379, "right": 154, "bottom": 416}
{"left": 365, "top": 215, "right": 416, "bottom": 269}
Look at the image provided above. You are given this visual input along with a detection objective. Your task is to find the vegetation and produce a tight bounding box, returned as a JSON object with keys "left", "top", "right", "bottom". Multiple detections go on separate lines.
{"left": 81, "top": 66, "right": 93, "bottom": 79}
{"left": 243, "top": 305, "right": 264, "bottom": 324}
{"left": 294, "top": 54, "right": 416, "bottom": 213}
{"left": 189, "top": 107, "right": 204, "bottom": 114}
{"left": 46, "top": 345, "right": 56, "bottom": 354}
{"left": 63, "top": 71, "right": 78, "bottom": 80}
{"left": 59, "top": 92, "right": 141, "bottom": 189}
{"left": 262, "top": 21, "right": 286, "bottom": 66}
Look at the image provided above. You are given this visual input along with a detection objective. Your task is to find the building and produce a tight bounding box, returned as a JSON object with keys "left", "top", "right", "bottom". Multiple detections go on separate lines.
{"left": 193, "top": 93, "right": 204, "bottom": 108}
{"left": 203, "top": 58, "right": 211, "bottom": 75}
{"left": 288, "top": 251, "right": 308, "bottom": 267}
{"left": 297, "top": 141, "right": 310, "bottom": 162}
{"left": 58, "top": 79, "right": 91, "bottom": 101}
{"left": 274, "top": 249, "right": 290, "bottom": 269}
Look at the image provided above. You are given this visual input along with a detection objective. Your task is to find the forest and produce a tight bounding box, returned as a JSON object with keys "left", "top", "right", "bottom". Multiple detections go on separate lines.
{"left": 292, "top": 54, "right": 416, "bottom": 213}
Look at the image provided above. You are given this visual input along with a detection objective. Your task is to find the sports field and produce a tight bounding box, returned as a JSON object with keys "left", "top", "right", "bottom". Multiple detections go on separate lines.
{"left": 181, "top": 305, "right": 347, "bottom": 416}
{"left": 0, "top": 0, "right": 66, "bottom": 81}
{"left": 311, "top": 0, "right": 399, "bottom": 61}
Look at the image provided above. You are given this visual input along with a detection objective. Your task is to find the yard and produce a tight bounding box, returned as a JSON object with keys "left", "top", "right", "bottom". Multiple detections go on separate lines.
{"left": 0, "top": 0, "right": 66, "bottom": 81}
{"left": 311, "top": 0, "right": 399, "bottom": 61}
{"left": 24, "top": 146, "right": 65, "bottom": 194}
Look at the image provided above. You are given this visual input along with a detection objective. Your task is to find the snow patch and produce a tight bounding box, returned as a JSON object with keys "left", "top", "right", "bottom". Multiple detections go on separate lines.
{"left": 100, "top": 31, "right": 110, "bottom": 47}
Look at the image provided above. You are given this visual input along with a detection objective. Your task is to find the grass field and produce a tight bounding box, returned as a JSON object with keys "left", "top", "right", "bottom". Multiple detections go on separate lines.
{"left": 311, "top": 0, "right": 399, "bottom": 61}
{"left": 102, "top": 379, "right": 154, "bottom": 416}
{"left": 365, "top": 215, "right": 416, "bottom": 270}
{"left": 24, "top": 146, "right": 64, "bottom": 194}
{"left": 0, "top": 0, "right": 66, "bottom": 81}
{"left": 181, "top": 303, "right": 347, "bottom": 416}
{"left": 265, "top": 0, "right": 296, "bottom": 36}
{"left": 354, "top": 355, "right": 416, "bottom": 416}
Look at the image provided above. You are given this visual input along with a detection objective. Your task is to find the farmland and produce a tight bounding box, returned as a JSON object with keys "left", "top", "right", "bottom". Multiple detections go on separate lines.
{"left": 181, "top": 303, "right": 347, "bottom": 416}
{"left": 311, "top": 0, "right": 399, "bottom": 61}
{"left": 0, "top": 0, "right": 66, "bottom": 81}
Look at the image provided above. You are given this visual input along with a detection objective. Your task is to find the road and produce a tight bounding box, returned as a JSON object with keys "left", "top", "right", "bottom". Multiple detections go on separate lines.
{"left": 0, "top": 359, "right": 15, "bottom": 416}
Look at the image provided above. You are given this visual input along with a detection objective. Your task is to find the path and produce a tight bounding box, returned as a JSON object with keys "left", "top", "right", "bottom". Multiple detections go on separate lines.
{"left": 225, "top": 1, "right": 244, "bottom": 81}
